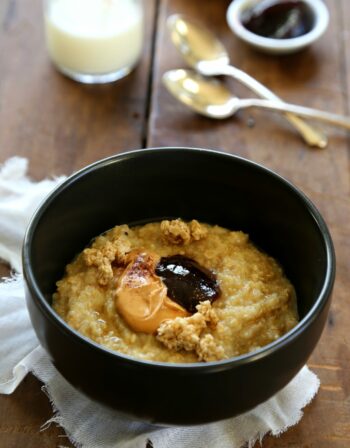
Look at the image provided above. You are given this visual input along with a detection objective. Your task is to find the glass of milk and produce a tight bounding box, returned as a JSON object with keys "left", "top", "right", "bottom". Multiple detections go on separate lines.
{"left": 43, "top": 0, "right": 144, "bottom": 83}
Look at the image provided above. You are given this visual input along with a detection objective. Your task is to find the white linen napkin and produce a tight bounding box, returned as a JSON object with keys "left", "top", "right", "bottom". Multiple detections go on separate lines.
{"left": 0, "top": 157, "right": 320, "bottom": 448}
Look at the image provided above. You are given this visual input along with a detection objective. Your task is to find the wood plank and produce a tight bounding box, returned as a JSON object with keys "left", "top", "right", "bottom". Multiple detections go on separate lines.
{"left": 0, "top": 0, "right": 157, "bottom": 447}
{"left": 340, "top": 0, "right": 350, "bottom": 116}
{"left": 149, "top": 0, "right": 350, "bottom": 446}
{"left": 149, "top": 0, "right": 349, "bottom": 195}
{"left": 0, "top": 0, "right": 157, "bottom": 180}
{"left": 0, "top": 375, "right": 74, "bottom": 448}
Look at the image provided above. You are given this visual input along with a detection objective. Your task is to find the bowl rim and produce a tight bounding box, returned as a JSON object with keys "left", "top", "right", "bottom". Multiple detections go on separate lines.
{"left": 23, "top": 147, "right": 336, "bottom": 372}
{"left": 226, "top": 0, "right": 330, "bottom": 52}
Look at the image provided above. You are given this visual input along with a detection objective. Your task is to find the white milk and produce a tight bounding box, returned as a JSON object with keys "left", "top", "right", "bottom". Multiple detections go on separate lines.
{"left": 45, "top": 0, "right": 143, "bottom": 75}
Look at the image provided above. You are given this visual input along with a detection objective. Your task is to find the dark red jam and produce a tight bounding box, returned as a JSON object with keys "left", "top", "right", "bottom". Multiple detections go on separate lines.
{"left": 155, "top": 255, "right": 220, "bottom": 313}
{"left": 241, "top": 0, "right": 314, "bottom": 39}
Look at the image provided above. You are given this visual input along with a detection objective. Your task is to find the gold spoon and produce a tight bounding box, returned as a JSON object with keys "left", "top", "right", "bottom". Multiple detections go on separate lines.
{"left": 163, "top": 70, "right": 350, "bottom": 129}
{"left": 167, "top": 14, "right": 328, "bottom": 148}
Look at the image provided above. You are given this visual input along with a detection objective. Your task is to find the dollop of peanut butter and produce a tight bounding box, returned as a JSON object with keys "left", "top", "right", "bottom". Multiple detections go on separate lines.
{"left": 115, "top": 250, "right": 189, "bottom": 334}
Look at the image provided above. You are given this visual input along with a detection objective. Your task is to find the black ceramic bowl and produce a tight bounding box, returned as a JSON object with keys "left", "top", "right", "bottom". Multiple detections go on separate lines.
{"left": 23, "top": 148, "right": 335, "bottom": 425}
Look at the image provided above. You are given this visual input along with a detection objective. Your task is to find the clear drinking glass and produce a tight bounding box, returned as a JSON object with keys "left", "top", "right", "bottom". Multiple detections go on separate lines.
{"left": 43, "top": 0, "right": 144, "bottom": 84}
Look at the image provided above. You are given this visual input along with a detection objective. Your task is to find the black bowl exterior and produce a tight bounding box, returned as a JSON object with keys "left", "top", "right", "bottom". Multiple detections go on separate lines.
{"left": 23, "top": 148, "right": 335, "bottom": 425}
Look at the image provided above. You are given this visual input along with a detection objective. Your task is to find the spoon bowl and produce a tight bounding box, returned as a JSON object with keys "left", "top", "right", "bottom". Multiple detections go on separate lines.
{"left": 167, "top": 14, "right": 229, "bottom": 72}
{"left": 162, "top": 69, "right": 235, "bottom": 119}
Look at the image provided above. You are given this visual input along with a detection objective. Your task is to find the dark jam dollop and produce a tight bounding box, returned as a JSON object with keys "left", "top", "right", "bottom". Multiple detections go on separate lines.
{"left": 155, "top": 255, "right": 220, "bottom": 313}
{"left": 241, "top": 0, "right": 314, "bottom": 39}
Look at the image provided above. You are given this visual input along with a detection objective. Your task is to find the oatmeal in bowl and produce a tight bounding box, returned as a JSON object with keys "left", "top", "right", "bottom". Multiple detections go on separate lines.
{"left": 23, "top": 148, "right": 334, "bottom": 424}
{"left": 53, "top": 218, "right": 298, "bottom": 363}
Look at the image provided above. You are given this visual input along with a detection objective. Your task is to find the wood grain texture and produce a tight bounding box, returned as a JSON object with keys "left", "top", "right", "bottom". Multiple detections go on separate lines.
{"left": 0, "top": 0, "right": 349, "bottom": 446}
{"left": 0, "top": 375, "right": 74, "bottom": 448}
{"left": 0, "top": 0, "right": 157, "bottom": 179}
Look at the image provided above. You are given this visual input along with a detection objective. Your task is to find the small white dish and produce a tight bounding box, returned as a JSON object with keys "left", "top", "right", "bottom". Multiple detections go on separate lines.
{"left": 226, "top": 0, "right": 329, "bottom": 55}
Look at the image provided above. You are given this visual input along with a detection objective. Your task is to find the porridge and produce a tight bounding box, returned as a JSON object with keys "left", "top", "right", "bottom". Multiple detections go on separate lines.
{"left": 53, "top": 219, "right": 298, "bottom": 363}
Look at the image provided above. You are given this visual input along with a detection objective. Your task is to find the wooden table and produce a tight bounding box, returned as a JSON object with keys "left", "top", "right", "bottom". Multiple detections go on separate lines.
{"left": 0, "top": 0, "right": 349, "bottom": 446}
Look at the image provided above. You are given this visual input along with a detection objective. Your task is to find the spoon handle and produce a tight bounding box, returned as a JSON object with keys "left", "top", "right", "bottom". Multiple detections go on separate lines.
{"left": 238, "top": 98, "right": 350, "bottom": 130}
{"left": 200, "top": 63, "right": 328, "bottom": 148}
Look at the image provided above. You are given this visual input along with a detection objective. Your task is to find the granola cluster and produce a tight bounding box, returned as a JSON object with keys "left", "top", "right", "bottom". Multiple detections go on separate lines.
{"left": 156, "top": 300, "right": 225, "bottom": 361}
{"left": 83, "top": 235, "right": 130, "bottom": 285}
{"left": 160, "top": 219, "right": 208, "bottom": 245}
